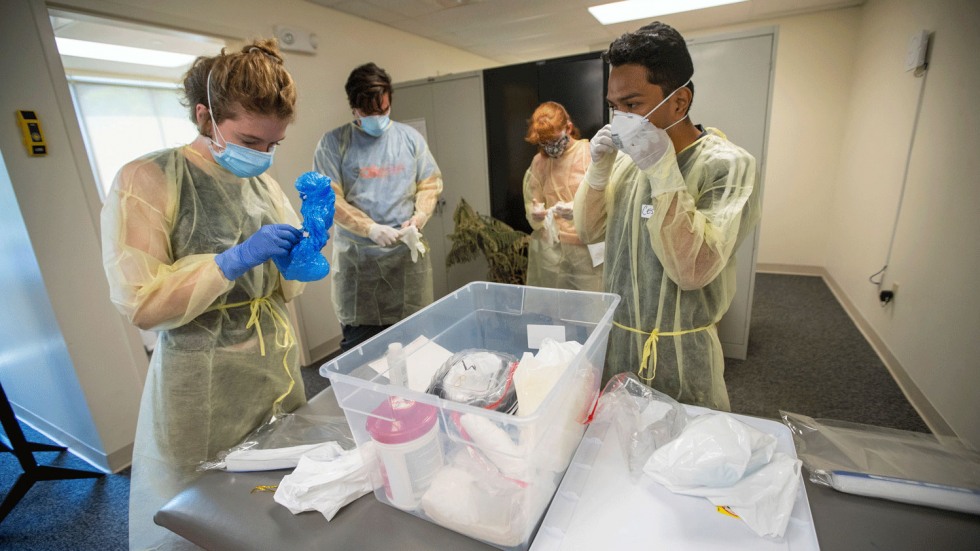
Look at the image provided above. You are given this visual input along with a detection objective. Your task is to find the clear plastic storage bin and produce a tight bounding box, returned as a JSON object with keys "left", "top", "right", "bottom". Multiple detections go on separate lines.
{"left": 320, "top": 282, "right": 619, "bottom": 550}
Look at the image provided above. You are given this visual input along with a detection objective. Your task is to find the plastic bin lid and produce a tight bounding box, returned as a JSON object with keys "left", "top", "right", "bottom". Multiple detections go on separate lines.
{"left": 366, "top": 397, "right": 439, "bottom": 445}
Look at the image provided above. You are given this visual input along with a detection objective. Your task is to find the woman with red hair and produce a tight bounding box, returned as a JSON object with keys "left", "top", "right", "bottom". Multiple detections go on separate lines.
{"left": 523, "top": 101, "right": 603, "bottom": 291}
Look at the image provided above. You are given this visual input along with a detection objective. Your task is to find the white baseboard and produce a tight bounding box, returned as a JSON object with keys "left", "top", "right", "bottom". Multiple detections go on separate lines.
{"left": 8, "top": 406, "right": 123, "bottom": 473}
{"left": 308, "top": 335, "right": 342, "bottom": 368}
{"left": 757, "top": 263, "right": 955, "bottom": 437}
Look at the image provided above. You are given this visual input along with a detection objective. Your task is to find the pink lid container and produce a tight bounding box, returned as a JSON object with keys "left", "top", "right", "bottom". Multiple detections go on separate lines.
{"left": 366, "top": 397, "right": 439, "bottom": 445}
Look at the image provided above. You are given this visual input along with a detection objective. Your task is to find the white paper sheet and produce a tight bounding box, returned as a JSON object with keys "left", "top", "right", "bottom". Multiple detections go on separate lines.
{"left": 367, "top": 335, "right": 454, "bottom": 392}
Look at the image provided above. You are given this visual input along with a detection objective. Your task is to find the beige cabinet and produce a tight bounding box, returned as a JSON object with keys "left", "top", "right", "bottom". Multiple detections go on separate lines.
{"left": 392, "top": 72, "right": 492, "bottom": 299}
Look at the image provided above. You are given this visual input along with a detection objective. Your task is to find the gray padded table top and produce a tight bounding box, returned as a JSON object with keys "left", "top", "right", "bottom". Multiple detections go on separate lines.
{"left": 155, "top": 387, "right": 495, "bottom": 550}
{"left": 156, "top": 389, "right": 980, "bottom": 551}
{"left": 156, "top": 471, "right": 495, "bottom": 551}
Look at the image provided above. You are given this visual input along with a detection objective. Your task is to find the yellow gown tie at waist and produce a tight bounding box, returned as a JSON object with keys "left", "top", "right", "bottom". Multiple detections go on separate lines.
{"left": 613, "top": 321, "right": 712, "bottom": 382}
{"left": 215, "top": 296, "right": 296, "bottom": 409}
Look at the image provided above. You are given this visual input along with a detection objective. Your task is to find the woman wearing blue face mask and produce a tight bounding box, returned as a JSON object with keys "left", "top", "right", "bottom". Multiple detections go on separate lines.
{"left": 100, "top": 39, "right": 308, "bottom": 550}
{"left": 313, "top": 62, "right": 443, "bottom": 352}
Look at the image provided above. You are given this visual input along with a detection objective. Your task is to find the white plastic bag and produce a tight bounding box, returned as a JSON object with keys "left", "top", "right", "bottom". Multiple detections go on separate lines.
{"left": 596, "top": 374, "right": 803, "bottom": 538}
{"left": 225, "top": 442, "right": 343, "bottom": 472}
{"left": 273, "top": 442, "right": 374, "bottom": 521}
{"left": 642, "top": 413, "right": 799, "bottom": 538}
{"left": 660, "top": 451, "right": 802, "bottom": 538}
{"left": 644, "top": 413, "right": 776, "bottom": 489}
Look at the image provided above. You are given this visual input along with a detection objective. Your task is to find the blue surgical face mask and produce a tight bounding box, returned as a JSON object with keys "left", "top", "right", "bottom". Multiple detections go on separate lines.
{"left": 610, "top": 78, "right": 691, "bottom": 149}
{"left": 205, "top": 70, "right": 275, "bottom": 178}
{"left": 207, "top": 135, "right": 276, "bottom": 178}
{"left": 357, "top": 112, "right": 390, "bottom": 137}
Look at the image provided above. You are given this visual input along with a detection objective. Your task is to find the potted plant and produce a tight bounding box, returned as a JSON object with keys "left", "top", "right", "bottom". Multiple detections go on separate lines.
{"left": 446, "top": 198, "right": 529, "bottom": 285}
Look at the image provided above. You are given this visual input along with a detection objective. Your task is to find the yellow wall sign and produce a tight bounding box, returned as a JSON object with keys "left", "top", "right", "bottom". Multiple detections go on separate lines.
{"left": 16, "top": 110, "right": 47, "bottom": 156}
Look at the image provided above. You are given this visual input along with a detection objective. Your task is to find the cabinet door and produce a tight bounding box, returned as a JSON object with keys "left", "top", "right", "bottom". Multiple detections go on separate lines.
{"left": 687, "top": 30, "right": 775, "bottom": 359}
{"left": 484, "top": 53, "right": 606, "bottom": 235}
{"left": 393, "top": 73, "right": 491, "bottom": 299}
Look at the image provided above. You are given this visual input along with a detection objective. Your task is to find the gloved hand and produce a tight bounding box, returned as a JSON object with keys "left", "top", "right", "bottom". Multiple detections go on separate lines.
{"left": 215, "top": 224, "right": 303, "bottom": 280}
{"left": 586, "top": 125, "right": 617, "bottom": 190}
{"left": 400, "top": 213, "right": 426, "bottom": 230}
{"left": 399, "top": 226, "right": 427, "bottom": 263}
{"left": 554, "top": 201, "right": 574, "bottom": 220}
{"left": 620, "top": 124, "right": 671, "bottom": 171}
{"left": 368, "top": 223, "right": 400, "bottom": 247}
{"left": 531, "top": 201, "right": 547, "bottom": 221}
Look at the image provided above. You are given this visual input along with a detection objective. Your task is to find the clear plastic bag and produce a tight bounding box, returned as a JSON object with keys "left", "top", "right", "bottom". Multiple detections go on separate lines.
{"left": 419, "top": 445, "right": 551, "bottom": 547}
{"left": 781, "top": 410, "right": 980, "bottom": 514}
{"left": 593, "top": 372, "right": 689, "bottom": 481}
{"left": 427, "top": 349, "right": 519, "bottom": 414}
{"left": 199, "top": 409, "right": 355, "bottom": 472}
{"left": 595, "top": 374, "right": 803, "bottom": 538}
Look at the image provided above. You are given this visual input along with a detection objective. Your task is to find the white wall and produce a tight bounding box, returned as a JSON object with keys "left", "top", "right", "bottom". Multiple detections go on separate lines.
{"left": 0, "top": 0, "right": 147, "bottom": 471}
{"left": 755, "top": 10, "right": 861, "bottom": 267}
{"left": 683, "top": 1, "right": 980, "bottom": 448}
{"left": 679, "top": 9, "right": 862, "bottom": 268}
{"left": 825, "top": 0, "right": 980, "bottom": 447}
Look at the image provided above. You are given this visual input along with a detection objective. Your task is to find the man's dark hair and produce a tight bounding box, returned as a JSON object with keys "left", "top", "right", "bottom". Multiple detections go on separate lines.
{"left": 345, "top": 62, "right": 392, "bottom": 113}
{"left": 602, "top": 21, "right": 695, "bottom": 100}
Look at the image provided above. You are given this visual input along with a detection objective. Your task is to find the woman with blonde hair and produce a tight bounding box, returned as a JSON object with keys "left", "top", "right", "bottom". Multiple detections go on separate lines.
{"left": 523, "top": 101, "right": 603, "bottom": 291}
{"left": 101, "top": 39, "right": 307, "bottom": 549}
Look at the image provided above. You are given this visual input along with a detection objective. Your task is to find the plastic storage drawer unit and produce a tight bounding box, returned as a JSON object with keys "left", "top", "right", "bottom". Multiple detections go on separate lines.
{"left": 321, "top": 282, "right": 619, "bottom": 550}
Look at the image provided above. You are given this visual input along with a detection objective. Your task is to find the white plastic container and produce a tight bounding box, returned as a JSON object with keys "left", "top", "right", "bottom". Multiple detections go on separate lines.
{"left": 365, "top": 397, "right": 443, "bottom": 510}
{"left": 321, "top": 282, "right": 620, "bottom": 551}
{"left": 386, "top": 342, "right": 407, "bottom": 387}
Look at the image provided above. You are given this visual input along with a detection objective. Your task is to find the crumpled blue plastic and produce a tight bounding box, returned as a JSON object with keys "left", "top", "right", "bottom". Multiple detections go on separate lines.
{"left": 275, "top": 171, "right": 335, "bottom": 281}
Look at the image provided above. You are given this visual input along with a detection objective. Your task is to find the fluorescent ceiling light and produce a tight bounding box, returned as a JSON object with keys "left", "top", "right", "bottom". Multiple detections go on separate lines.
{"left": 589, "top": 0, "right": 748, "bottom": 25}
{"left": 55, "top": 37, "right": 197, "bottom": 68}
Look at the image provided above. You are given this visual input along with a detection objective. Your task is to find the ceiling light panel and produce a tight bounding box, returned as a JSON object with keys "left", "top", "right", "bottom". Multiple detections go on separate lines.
{"left": 589, "top": 0, "right": 748, "bottom": 25}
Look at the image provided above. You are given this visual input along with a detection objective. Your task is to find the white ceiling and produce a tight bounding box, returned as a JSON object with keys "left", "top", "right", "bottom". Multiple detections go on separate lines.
{"left": 306, "top": 0, "right": 864, "bottom": 64}
{"left": 48, "top": 0, "right": 864, "bottom": 80}
{"left": 50, "top": 10, "right": 226, "bottom": 81}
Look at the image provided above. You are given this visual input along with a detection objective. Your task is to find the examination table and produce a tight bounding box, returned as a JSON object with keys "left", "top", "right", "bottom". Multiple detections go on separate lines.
{"left": 155, "top": 388, "right": 980, "bottom": 550}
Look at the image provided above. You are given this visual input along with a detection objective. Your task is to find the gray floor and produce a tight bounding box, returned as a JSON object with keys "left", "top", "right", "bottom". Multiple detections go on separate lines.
{"left": 725, "top": 273, "right": 929, "bottom": 432}
{"left": 0, "top": 274, "right": 930, "bottom": 550}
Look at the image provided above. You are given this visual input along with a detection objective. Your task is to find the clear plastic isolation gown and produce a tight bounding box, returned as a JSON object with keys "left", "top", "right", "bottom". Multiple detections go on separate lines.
{"left": 313, "top": 121, "right": 442, "bottom": 326}
{"left": 102, "top": 145, "right": 307, "bottom": 550}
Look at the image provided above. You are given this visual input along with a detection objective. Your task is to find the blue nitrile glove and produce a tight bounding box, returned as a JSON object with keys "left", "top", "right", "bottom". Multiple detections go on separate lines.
{"left": 215, "top": 224, "right": 303, "bottom": 280}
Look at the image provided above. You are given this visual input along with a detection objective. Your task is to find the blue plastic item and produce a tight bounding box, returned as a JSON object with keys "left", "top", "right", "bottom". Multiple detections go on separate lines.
{"left": 276, "top": 171, "right": 335, "bottom": 282}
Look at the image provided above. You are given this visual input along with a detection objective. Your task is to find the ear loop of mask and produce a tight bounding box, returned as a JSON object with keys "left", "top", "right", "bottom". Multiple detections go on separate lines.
{"left": 663, "top": 113, "right": 689, "bottom": 131}
{"left": 640, "top": 78, "right": 692, "bottom": 130}
{"left": 205, "top": 70, "right": 228, "bottom": 150}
